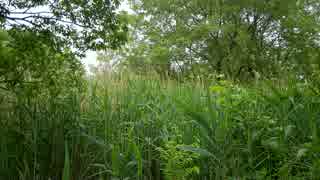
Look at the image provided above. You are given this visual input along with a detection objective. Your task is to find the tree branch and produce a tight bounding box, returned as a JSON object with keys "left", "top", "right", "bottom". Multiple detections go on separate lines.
{"left": 4, "top": 15, "right": 90, "bottom": 28}
{"left": 10, "top": 11, "right": 52, "bottom": 15}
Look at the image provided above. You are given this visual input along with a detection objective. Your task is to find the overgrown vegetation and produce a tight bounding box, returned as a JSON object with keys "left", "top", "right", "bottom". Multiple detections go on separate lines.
{"left": 1, "top": 74, "right": 320, "bottom": 179}
{"left": 1, "top": 0, "right": 320, "bottom": 179}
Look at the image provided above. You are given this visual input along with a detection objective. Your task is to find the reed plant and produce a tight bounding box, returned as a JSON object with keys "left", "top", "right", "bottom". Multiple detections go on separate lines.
{"left": 0, "top": 73, "right": 319, "bottom": 179}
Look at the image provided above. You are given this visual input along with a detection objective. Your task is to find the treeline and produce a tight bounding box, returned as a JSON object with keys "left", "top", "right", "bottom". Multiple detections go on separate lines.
{"left": 96, "top": 0, "right": 320, "bottom": 82}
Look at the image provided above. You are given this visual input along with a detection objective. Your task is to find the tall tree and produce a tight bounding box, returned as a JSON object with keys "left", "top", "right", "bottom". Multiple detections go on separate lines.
{"left": 1, "top": 0, "right": 128, "bottom": 52}
{"left": 0, "top": 28, "right": 84, "bottom": 96}
{"left": 0, "top": 0, "right": 128, "bottom": 95}
{"left": 123, "top": 0, "right": 320, "bottom": 80}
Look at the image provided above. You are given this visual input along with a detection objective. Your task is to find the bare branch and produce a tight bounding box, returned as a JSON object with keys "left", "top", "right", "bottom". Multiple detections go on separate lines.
{"left": 10, "top": 11, "right": 52, "bottom": 15}
{"left": 4, "top": 16, "right": 40, "bottom": 27}
{"left": 4, "top": 15, "right": 90, "bottom": 28}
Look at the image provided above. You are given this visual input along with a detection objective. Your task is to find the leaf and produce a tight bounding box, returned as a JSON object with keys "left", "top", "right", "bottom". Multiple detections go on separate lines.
{"left": 296, "top": 148, "right": 308, "bottom": 159}
{"left": 285, "top": 125, "right": 296, "bottom": 138}
{"left": 0, "top": 29, "right": 9, "bottom": 42}
{"left": 80, "top": 132, "right": 111, "bottom": 150}
{"left": 262, "top": 137, "right": 283, "bottom": 152}
{"left": 62, "top": 141, "right": 71, "bottom": 180}
{"left": 278, "top": 163, "right": 290, "bottom": 177}
{"left": 188, "top": 111, "right": 212, "bottom": 136}
{"left": 178, "top": 145, "right": 217, "bottom": 160}
{"left": 111, "top": 145, "right": 120, "bottom": 176}
{"left": 132, "top": 142, "right": 143, "bottom": 178}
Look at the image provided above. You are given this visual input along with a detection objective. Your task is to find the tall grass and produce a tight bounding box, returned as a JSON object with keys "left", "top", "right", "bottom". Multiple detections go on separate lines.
{"left": 0, "top": 73, "right": 319, "bottom": 179}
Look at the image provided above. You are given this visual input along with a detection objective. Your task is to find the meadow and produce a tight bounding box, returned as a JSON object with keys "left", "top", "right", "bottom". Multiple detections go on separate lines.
{"left": 1, "top": 73, "right": 319, "bottom": 180}
{"left": 1, "top": 0, "right": 320, "bottom": 179}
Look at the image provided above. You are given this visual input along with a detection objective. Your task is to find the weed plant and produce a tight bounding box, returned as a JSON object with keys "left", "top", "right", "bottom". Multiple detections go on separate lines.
{"left": 1, "top": 74, "right": 319, "bottom": 179}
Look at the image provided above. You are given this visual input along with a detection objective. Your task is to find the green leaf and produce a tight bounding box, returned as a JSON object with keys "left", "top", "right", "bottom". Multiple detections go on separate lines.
{"left": 296, "top": 148, "right": 308, "bottom": 159}
{"left": 132, "top": 142, "right": 143, "bottom": 178}
{"left": 178, "top": 145, "right": 217, "bottom": 160}
{"left": 0, "top": 29, "right": 9, "bottom": 42}
{"left": 62, "top": 141, "right": 70, "bottom": 180}
{"left": 111, "top": 145, "right": 120, "bottom": 176}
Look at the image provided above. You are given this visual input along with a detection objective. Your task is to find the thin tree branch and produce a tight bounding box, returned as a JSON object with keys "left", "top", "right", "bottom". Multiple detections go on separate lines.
{"left": 4, "top": 15, "right": 90, "bottom": 28}
{"left": 10, "top": 11, "right": 52, "bottom": 15}
{"left": 4, "top": 16, "right": 39, "bottom": 27}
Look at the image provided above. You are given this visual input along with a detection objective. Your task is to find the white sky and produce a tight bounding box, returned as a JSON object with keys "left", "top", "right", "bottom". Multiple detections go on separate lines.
{"left": 81, "top": 0, "right": 133, "bottom": 72}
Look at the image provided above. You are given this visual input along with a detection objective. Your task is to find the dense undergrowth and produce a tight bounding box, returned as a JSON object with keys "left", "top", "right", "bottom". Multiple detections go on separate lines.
{"left": 1, "top": 74, "right": 320, "bottom": 180}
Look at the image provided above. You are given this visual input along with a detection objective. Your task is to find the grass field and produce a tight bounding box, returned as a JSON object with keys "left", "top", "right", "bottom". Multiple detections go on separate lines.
{"left": 1, "top": 74, "right": 320, "bottom": 179}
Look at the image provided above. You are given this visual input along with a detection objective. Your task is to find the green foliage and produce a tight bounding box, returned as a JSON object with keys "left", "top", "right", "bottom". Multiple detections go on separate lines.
{"left": 157, "top": 141, "right": 200, "bottom": 180}
{"left": 1, "top": 73, "right": 320, "bottom": 179}
{"left": 1, "top": 0, "right": 129, "bottom": 98}
{"left": 97, "top": 0, "right": 320, "bottom": 81}
{"left": 1, "top": 0, "right": 127, "bottom": 51}
{"left": 1, "top": 1, "right": 320, "bottom": 179}
{"left": 0, "top": 28, "right": 85, "bottom": 96}
{"left": 62, "top": 141, "right": 70, "bottom": 180}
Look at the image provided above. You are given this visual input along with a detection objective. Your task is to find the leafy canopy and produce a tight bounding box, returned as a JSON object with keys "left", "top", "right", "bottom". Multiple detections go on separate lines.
{"left": 0, "top": 0, "right": 128, "bottom": 53}
{"left": 0, "top": 28, "right": 84, "bottom": 96}
{"left": 0, "top": 0, "right": 130, "bottom": 95}
{"left": 100, "top": 0, "right": 320, "bottom": 81}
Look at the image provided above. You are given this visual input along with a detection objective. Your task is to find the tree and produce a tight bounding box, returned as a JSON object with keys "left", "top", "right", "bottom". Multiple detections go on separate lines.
{"left": 123, "top": 0, "right": 320, "bottom": 81}
{"left": 0, "top": 0, "right": 128, "bottom": 53}
{"left": 0, "top": 0, "right": 128, "bottom": 95}
{"left": 0, "top": 28, "right": 84, "bottom": 96}
{"left": 96, "top": 11, "right": 180, "bottom": 78}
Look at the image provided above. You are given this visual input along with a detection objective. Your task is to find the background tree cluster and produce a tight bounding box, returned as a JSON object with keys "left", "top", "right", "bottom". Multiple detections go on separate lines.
{"left": 97, "top": 0, "right": 320, "bottom": 81}
{"left": 0, "top": 0, "right": 128, "bottom": 96}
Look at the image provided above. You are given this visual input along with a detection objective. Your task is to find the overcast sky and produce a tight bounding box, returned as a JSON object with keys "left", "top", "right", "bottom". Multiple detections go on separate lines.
{"left": 81, "top": 0, "right": 133, "bottom": 72}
